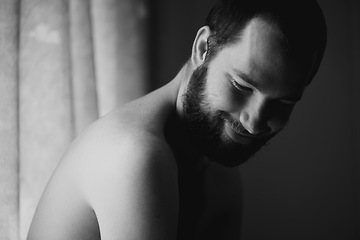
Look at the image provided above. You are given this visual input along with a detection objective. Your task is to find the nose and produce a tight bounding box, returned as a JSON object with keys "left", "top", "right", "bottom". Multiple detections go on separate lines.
{"left": 239, "top": 96, "right": 270, "bottom": 135}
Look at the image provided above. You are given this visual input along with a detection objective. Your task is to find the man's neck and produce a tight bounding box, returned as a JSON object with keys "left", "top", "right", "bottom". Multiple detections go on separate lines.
{"left": 164, "top": 62, "right": 208, "bottom": 168}
{"left": 164, "top": 109, "right": 207, "bottom": 169}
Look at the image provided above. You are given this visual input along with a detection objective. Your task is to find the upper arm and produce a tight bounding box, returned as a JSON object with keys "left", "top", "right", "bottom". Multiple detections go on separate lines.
{"left": 84, "top": 134, "right": 179, "bottom": 240}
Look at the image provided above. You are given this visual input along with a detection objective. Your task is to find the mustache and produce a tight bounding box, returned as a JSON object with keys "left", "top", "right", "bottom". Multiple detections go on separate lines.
{"left": 219, "top": 112, "right": 247, "bottom": 134}
{"left": 218, "top": 111, "right": 270, "bottom": 138}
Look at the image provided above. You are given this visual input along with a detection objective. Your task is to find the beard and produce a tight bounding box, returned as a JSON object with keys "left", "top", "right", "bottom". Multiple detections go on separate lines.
{"left": 181, "top": 64, "right": 276, "bottom": 167}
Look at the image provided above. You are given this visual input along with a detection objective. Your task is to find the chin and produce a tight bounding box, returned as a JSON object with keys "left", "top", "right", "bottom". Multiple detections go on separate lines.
{"left": 205, "top": 130, "right": 276, "bottom": 168}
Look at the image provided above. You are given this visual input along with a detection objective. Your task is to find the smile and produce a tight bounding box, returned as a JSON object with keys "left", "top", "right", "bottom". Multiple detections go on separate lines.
{"left": 224, "top": 121, "right": 257, "bottom": 144}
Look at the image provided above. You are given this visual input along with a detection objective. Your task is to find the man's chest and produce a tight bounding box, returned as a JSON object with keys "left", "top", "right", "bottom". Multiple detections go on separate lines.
{"left": 176, "top": 162, "right": 243, "bottom": 239}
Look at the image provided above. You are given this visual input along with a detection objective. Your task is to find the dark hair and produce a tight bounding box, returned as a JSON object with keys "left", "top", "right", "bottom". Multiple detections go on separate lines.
{"left": 204, "top": 0, "right": 327, "bottom": 84}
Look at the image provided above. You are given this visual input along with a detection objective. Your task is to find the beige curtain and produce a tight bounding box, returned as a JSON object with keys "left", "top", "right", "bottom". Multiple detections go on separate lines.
{"left": 0, "top": 0, "right": 149, "bottom": 239}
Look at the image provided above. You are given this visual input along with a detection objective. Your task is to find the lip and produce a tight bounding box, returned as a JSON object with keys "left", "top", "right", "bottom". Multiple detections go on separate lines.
{"left": 224, "top": 121, "right": 256, "bottom": 144}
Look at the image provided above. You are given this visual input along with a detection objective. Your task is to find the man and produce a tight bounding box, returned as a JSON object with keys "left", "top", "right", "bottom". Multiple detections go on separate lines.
{"left": 27, "top": 0, "right": 327, "bottom": 239}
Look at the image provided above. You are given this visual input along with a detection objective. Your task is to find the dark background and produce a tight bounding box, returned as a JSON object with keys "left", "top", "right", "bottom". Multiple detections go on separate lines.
{"left": 148, "top": 1, "right": 360, "bottom": 239}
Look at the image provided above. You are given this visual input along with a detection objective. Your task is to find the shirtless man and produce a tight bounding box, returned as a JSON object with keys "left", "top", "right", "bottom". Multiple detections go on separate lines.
{"left": 27, "top": 0, "right": 327, "bottom": 239}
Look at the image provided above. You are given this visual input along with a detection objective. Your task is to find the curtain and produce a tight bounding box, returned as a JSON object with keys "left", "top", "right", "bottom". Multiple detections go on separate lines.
{"left": 0, "top": 0, "right": 149, "bottom": 239}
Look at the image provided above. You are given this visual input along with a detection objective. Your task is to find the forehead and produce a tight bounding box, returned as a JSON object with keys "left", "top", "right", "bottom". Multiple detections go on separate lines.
{"left": 211, "top": 18, "right": 310, "bottom": 98}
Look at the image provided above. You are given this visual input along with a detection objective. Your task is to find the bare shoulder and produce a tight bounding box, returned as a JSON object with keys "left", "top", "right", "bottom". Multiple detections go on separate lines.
{"left": 66, "top": 107, "right": 179, "bottom": 235}
{"left": 58, "top": 98, "right": 178, "bottom": 191}
{"left": 74, "top": 111, "right": 179, "bottom": 202}
{"left": 29, "top": 103, "right": 179, "bottom": 240}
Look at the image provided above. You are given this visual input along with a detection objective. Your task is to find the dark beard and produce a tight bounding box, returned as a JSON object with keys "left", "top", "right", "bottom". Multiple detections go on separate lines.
{"left": 182, "top": 64, "right": 276, "bottom": 167}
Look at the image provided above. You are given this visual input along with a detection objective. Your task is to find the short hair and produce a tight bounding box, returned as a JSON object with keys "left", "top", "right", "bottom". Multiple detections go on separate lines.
{"left": 204, "top": 0, "right": 327, "bottom": 84}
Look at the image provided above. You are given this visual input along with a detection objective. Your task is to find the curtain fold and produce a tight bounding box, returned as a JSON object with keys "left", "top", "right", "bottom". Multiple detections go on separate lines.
{"left": 0, "top": 1, "right": 20, "bottom": 240}
{"left": 69, "top": 0, "right": 98, "bottom": 135}
{"left": 91, "top": 0, "right": 149, "bottom": 116}
{"left": 19, "top": 0, "right": 73, "bottom": 239}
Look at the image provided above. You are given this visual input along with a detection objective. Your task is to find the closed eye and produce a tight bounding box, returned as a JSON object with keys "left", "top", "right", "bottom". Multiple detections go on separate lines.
{"left": 280, "top": 99, "right": 297, "bottom": 105}
{"left": 276, "top": 99, "right": 299, "bottom": 107}
{"left": 229, "top": 77, "right": 252, "bottom": 93}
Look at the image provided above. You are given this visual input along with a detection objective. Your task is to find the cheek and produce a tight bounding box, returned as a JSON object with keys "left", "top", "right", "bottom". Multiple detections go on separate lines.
{"left": 268, "top": 107, "right": 293, "bottom": 132}
{"left": 205, "top": 78, "right": 247, "bottom": 112}
{"left": 268, "top": 118, "right": 287, "bottom": 132}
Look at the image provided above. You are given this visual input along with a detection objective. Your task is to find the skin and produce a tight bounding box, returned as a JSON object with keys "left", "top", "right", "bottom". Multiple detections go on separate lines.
{"left": 27, "top": 18, "right": 312, "bottom": 240}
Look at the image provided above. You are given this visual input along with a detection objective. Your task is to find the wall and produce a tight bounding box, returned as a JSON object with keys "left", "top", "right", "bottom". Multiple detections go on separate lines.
{"left": 148, "top": 0, "right": 216, "bottom": 88}
{"left": 240, "top": 1, "right": 359, "bottom": 239}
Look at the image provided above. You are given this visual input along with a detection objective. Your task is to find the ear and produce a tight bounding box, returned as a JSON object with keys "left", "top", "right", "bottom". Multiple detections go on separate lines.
{"left": 191, "top": 26, "right": 211, "bottom": 67}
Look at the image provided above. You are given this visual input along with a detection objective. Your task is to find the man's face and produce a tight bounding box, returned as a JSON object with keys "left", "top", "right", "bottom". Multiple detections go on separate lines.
{"left": 182, "top": 19, "right": 311, "bottom": 167}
